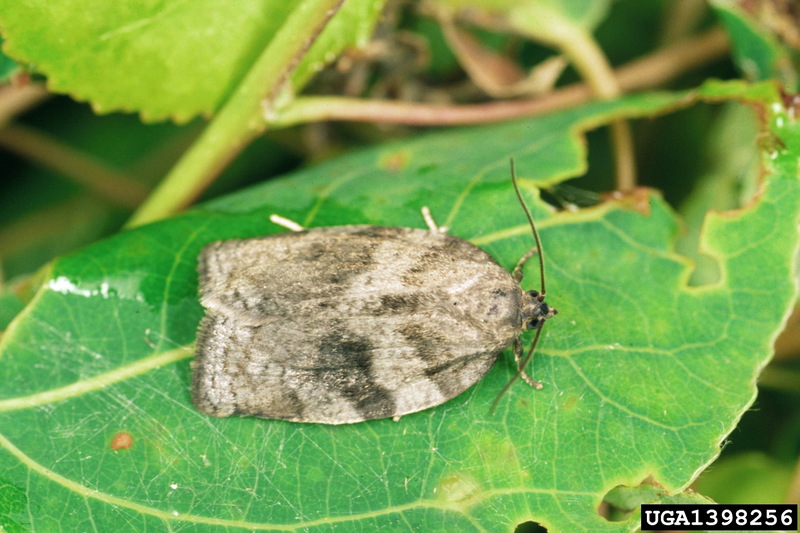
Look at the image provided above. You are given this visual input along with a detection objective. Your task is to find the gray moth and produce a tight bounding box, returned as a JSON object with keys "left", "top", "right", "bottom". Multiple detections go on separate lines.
{"left": 191, "top": 165, "right": 556, "bottom": 424}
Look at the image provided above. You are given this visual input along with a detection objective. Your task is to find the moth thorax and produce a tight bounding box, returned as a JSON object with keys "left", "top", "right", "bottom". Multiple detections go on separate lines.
{"left": 523, "top": 289, "right": 558, "bottom": 330}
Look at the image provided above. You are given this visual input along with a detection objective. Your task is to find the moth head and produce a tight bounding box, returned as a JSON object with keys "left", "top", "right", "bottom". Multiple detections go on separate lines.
{"left": 524, "top": 289, "right": 558, "bottom": 330}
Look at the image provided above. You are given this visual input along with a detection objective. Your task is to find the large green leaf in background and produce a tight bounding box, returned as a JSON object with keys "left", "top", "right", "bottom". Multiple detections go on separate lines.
{"left": 0, "top": 82, "right": 798, "bottom": 531}
{"left": 0, "top": 0, "right": 384, "bottom": 122}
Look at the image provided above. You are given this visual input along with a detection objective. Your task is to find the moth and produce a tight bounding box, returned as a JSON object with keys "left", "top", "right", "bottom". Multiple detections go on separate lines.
{"left": 191, "top": 160, "right": 557, "bottom": 424}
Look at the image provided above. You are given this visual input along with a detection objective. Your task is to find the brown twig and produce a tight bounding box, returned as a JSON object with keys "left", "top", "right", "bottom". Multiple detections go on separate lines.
{"left": 273, "top": 27, "right": 729, "bottom": 127}
{"left": 0, "top": 83, "right": 50, "bottom": 127}
{"left": 0, "top": 124, "right": 148, "bottom": 208}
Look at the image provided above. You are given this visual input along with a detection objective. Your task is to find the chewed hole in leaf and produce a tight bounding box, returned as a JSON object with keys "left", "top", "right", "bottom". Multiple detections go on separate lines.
{"left": 514, "top": 520, "right": 548, "bottom": 533}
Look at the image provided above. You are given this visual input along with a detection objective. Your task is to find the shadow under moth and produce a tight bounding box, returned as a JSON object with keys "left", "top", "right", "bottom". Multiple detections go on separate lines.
{"left": 191, "top": 161, "right": 557, "bottom": 424}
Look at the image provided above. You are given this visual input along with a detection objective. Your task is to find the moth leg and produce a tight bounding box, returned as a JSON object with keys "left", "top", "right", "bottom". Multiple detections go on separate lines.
{"left": 269, "top": 214, "right": 305, "bottom": 232}
{"left": 512, "top": 337, "right": 543, "bottom": 388}
{"left": 420, "top": 206, "right": 449, "bottom": 234}
{"left": 512, "top": 246, "right": 540, "bottom": 283}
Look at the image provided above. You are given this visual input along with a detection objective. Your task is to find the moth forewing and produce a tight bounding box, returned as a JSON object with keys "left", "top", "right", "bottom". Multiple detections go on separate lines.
{"left": 193, "top": 226, "right": 531, "bottom": 423}
{"left": 191, "top": 160, "right": 557, "bottom": 423}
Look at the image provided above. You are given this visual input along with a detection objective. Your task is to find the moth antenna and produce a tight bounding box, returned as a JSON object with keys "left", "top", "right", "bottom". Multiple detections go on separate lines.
{"left": 490, "top": 159, "right": 552, "bottom": 415}
{"left": 510, "top": 158, "right": 547, "bottom": 297}
{"left": 490, "top": 323, "right": 545, "bottom": 416}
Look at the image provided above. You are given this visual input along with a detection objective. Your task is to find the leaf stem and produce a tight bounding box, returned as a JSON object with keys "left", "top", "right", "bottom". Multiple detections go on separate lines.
{"left": 272, "top": 28, "right": 728, "bottom": 126}
{"left": 528, "top": 14, "right": 636, "bottom": 191}
{"left": 0, "top": 83, "right": 50, "bottom": 128}
{"left": 125, "top": 0, "right": 346, "bottom": 227}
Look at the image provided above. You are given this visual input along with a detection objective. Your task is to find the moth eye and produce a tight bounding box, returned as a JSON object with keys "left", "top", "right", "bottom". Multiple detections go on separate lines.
{"left": 527, "top": 290, "right": 539, "bottom": 298}
{"left": 527, "top": 319, "right": 539, "bottom": 330}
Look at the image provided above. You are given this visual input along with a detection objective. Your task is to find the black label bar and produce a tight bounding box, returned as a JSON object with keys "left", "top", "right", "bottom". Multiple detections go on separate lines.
{"left": 641, "top": 504, "right": 798, "bottom": 531}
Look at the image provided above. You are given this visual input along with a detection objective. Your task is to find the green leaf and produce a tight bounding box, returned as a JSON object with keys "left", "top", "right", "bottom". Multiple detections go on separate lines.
{"left": 0, "top": 0, "right": 383, "bottom": 122}
{"left": 711, "top": 0, "right": 800, "bottom": 90}
{"left": 1, "top": 82, "right": 798, "bottom": 531}
{"left": 0, "top": 293, "right": 24, "bottom": 332}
